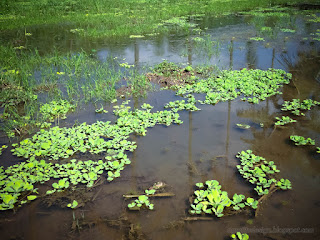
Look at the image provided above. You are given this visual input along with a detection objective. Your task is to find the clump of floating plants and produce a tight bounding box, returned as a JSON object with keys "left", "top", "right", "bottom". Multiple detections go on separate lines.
{"left": 0, "top": 156, "right": 130, "bottom": 210}
{"left": 274, "top": 116, "right": 296, "bottom": 126}
{"left": 281, "top": 99, "right": 320, "bottom": 116}
{"left": 236, "top": 150, "right": 292, "bottom": 196}
{"left": 189, "top": 180, "right": 258, "bottom": 218}
{"left": 175, "top": 68, "right": 291, "bottom": 105}
{"left": 164, "top": 94, "right": 200, "bottom": 112}
{"left": 231, "top": 232, "right": 249, "bottom": 240}
{"left": 290, "top": 135, "right": 315, "bottom": 146}
{"left": 2, "top": 101, "right": 182, "bottom": 211}
{"left": 126, "top": 182, "right": 172, "bottom": 211}
{"left": 40, "top": 99, "right": 75, "bottom": 122}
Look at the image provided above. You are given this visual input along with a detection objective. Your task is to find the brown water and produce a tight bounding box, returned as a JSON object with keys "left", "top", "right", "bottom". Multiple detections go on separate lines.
{"left": 1, "top": 8, "right": 320, "bottom": 240}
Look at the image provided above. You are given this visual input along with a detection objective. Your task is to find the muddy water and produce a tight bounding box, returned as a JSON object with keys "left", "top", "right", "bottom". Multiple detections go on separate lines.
{"left": 1, "top": 9, "right": 320, "bottom": 240}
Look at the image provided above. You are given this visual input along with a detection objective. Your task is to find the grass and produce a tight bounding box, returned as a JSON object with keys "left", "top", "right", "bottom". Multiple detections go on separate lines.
{"left": 1, "top": 0, "right": 319, "bottom": 39}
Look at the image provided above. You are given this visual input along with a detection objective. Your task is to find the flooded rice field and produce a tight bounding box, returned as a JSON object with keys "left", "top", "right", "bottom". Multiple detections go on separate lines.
{"left": 0, "top": 6, "right": 320, "bottom": 240}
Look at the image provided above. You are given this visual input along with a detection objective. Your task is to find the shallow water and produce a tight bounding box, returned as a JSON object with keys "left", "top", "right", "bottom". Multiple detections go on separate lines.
{"left": 1, "top": 7, "right": 320, "bottom": 240}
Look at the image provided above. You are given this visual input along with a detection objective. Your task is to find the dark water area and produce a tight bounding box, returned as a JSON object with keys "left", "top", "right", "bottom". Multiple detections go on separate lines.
{"left": 1, "top": 8, "right": 320, "bottom": 240}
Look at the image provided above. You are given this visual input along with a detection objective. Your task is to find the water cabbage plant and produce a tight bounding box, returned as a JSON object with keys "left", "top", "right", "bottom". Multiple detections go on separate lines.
{"left": 281, "top": 99, "right": 320, "bottom": 116}
{"left": 189, "top": 180, "right": 258, "bottom": 218}
{"left": 275, "top": 116, "right": 296, "bottom": 126}
{"left": 236, "top": 150, "right": 291, "bottom": 196}
{"left": 231, "top": 232, "right": 249, "bottom": 240}
{"left": 290, "top": 135, "right": 315, "bottom": 146}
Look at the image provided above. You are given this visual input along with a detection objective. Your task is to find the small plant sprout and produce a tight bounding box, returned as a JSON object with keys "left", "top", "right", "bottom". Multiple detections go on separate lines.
{"left": 67, "top": 200, "right": 78, "bottom": 209}
{"left": 290, "top": 135, "right": 315, "bottom": 146}
{"left": 231, "top": 232, "right": 249, "bottom": 240}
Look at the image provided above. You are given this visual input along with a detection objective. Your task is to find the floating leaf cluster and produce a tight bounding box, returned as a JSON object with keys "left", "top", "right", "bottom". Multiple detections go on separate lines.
{"left": 175, "top": 68, "right": 291, "bottom": 105}
{"left": 0, "top": 156, "right": 129, "bottom": 210}
{"left": 40, "top": 99, "right": 75, "bottom": 122}
{"left": 281, "top": 99, "right": 320, "bottom": 116}
{"left": 231, "top": 232, "right": 249, "bottom": 240}
{"left": 274, "top": 116, "right": 296, "bottom": 126}
{"left": 164, "top": 94, "right": 200, "bottom": 112}
{"left": 290, "top": 135, "right": 315, "bottom": 146}
{"left": 189, "top": 180, "right": 258, "bottom": 218}
{"left": 11, "top": 121, "right": 136, "bottom": 160}
{"left": 2, "top": 101, "right": 183, "bottom": 211}
{"left": 236, "top": 150, "right": 292, "bottom": 195}
{"left": 127, "top": 195, "right": 154, "bottom": 210}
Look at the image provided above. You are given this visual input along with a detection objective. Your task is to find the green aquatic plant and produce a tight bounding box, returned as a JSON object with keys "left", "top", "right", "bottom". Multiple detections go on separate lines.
{"left": 274, "top": 116, "right": 296, "bottom": 126}
{"left": 290, "top": 135, "right": 315, "bottom": 146}
{"left": 164, "top": 94, "right": 200, "bottom": 112}
{"left": 95, "top": 106, "right": 108, "bottom": 113}
{"left": 40, "top": 99, "right": 75, "bottom": 122}
{"left": 236, "top": 150, "right": 291, "bottom": 196}
{"left": 249, "top": 37, "right": 265, "bottom": 41}
{"left": 127, "top": 195, "right": 154, "bottom": 210}
{"left": 281, "top": 99, "right": 320, "bottom": 116}
{"left": 189, "top": 180, "right": 258, "bottom": 218}
{"left": 317, "top": 147, "right": 320, "bottom": 153}
{"left": 236, "top": 124, "right": 250, "bottom": 129}
{"left": 3, "top": 100, "right": 183, "bottom": 211}
{"left": 175, "top": 68, "right": 291, "bottom": 106}
{"left": 0, "top": 145, "right": 7, "bottom": 156}
{"left": 231, "top": 232, "right": 249, "bottom": 240}
{"left": 0, "top": 156, "right": 131, "bottom": 210}
{"left": 67, "top": 200, "right": 78, "bottom": 209}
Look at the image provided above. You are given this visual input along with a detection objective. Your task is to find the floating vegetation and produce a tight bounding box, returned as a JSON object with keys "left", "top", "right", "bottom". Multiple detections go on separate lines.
{"left": 2, "top": 100, "right": 183, "bottom": 211}
{"left": 290, "top": 135, "right": 315, "bottom": 146}
{"left": 0, "top": 156, "right": 128, "bottom": 210}
{"left": 67, "top": 200, "right": 78, "bottom": 209}
{"left": 189, "top": 180, "right": 258, "bottom": 218}
{"left": 249, "top": 37, "right": 265, "bottom": 41}
{"left": 40, "top": 100, "right": 75, "bottom": 122}
{"left": 127, "top": 182, "right": 170, "bottom": 210}
{"left": 157, "top": 17, "right": 197, "bottom": 32}
{"left": 129, "top": 35, "right": 144, "bottom": 38}
{"left": 164, "top": 94, "right": 200, "bottom": 112}
{"left": 0, "top": 145, "right": 7, "bottom": 156}
{"left": 231, "top": 232, "right": 249, "bottom": 240}
{"left": 127, "top": 195, "right": 154, "bottom": 210}
{"left": 175, "top": 68, "right": 291, "bottom": 105}
{"left": 281, "top": 99, "right": 320, "bottom": 116}
{"left": 236, "top": 124, "right": 251, "bottom": 129}
{"left": 280, "top": 28, "right": 296, "bottom": 33}
{"left": 236, "top": 150, "right": 292, "bottom": 196}
{"left": 274, "top": 116, "right": 296, "bottom": 126}
{"left": 95, "top": 106, "right": 108, "bottom": 113}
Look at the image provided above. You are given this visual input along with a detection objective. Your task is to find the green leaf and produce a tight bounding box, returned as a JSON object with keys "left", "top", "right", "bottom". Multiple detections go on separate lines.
{"left": 27, "top": 195, "right": 37, "bottom": 201}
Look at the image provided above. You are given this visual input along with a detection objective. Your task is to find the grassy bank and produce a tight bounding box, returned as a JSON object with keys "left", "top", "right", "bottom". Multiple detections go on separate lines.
{"left": 1, "top": 0, "right": 319, "bottom": 38}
